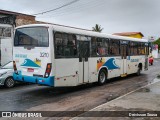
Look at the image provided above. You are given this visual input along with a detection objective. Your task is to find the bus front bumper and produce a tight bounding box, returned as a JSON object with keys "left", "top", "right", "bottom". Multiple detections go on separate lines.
{"left": 13, "top": 72, "right": 54, "bottom": 87}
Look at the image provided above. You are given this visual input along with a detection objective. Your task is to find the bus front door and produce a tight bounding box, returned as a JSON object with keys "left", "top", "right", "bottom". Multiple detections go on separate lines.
{"left": 79, "top": 41, "right": 90, "bottom": 84}
{"left": 120, "top": 43, "right": 128, "bottom": 77}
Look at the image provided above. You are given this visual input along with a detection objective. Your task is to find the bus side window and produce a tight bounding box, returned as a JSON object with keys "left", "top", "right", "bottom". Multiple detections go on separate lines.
{"left": 110, "top": 39, "right": 120, "bottom": 56}
{"left": 97, "top": 38, "right": 109, "bottom": 56}
{"left": 138, "top": 42, "right": 145, "bottom": 55}
{"left": 55, "top": 33, "right": 63, "bottom": 56}
{"left": 91, "top": 37, "right": 109, "bottom": 56}
{"left": 67, "top": 34, "right": 77, "bottom": 56}
{"left": 130, "top": 42, "right": 135, "bottom": 56}
{"left": 91, "top": 37, "right": 97, "bottom": 56}
{"left": 130, "top": 42, "right": 138, "bottom": 55}
{"left": 55, "top": 32, "right": 77, "bottom": 58}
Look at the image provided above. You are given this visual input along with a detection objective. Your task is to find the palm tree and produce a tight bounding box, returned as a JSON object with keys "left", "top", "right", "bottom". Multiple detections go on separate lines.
{"left": 92, "top": 24, "right": 103, "bottom": 32}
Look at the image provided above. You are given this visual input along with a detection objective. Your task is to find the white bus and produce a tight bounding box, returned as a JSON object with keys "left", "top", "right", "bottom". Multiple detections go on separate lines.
{"left": 13, "top": 24, "right": 149, "bottom": 87}
{"left": 0, "top": 24, "right": 13, "bottom": 66}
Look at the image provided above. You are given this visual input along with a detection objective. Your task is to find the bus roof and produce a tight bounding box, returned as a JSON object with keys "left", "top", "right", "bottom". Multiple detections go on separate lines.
{"left": 16, "top": 24, "right": 148, "bottom": 43}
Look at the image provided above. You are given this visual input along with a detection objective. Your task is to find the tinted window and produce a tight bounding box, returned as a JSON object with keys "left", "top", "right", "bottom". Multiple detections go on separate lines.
{"left": 55, "top": 32, "right": 77, "bottom": 58}
{"left": 138, "top": 43, "right": 145, "bottom": 55}
{"left": 76, "top": 35, "right": 91, "bottom": 57}
{"left": 110, "top": 39, "right": 120, "bottom": 55}
{"left": 130, "top": 42, "right": 138, "bottom": 55}
{"left": 91, "top": 37, "right": 97, "bottom": 56}
{"left": 14, "top": 27, "right": 49, "bottom": 47}
{"left": 91, "top": 37, "right": 109, "bottom": 56}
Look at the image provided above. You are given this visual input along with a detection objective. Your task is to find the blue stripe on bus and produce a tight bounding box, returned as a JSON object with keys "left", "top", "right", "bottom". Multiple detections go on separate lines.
{"left": 103, "top": 58, "right": 120, "bottom": 70}
{"left": 13, "top": 72, "right": 54, "bottom": 87}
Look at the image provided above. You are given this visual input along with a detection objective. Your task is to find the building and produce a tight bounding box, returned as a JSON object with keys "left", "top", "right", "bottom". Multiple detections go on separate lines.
{"left": 113, "top": 32, "right": 144, "bottom": 39}
{"left": 0, "top": 9, "right": 36, "bottom": 27}
{"left": 0, "top": 9, "right": 36, "bottom": 65}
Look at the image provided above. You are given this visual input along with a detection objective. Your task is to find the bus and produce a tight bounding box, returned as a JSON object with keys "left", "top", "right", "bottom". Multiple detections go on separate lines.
{"left": 13, "top": 24, "right": 149, "bottom": 87}
{"left": 0, "top": 24, "right": 13, "bottom": 66}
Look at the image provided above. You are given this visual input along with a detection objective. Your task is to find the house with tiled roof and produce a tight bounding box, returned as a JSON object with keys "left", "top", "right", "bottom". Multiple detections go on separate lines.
{"left": 113, "top": 32, "right": 144, "bottom": 39}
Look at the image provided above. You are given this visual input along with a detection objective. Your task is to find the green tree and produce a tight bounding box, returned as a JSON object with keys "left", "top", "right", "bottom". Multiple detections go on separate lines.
{"left": 153, "top": 38, "right": 160, "bottom": 50}
{"left": 92, "top": 24, "right": 103, "bottom": 32}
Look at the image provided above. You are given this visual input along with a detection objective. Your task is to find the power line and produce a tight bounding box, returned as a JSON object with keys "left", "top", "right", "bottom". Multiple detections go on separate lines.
{"left": 36, "top": 0, "right": 91, "bottom": 17}
{"left": 32, "top": 0, "right": 80, "bottom": 16}
{"left": 37, "top": 0, "right": 106, "bottom": 18}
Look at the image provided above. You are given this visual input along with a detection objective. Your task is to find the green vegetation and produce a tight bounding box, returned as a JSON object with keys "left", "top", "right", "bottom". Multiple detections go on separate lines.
{"left": 92, "top": 24, "right": 103, "bottom": 32}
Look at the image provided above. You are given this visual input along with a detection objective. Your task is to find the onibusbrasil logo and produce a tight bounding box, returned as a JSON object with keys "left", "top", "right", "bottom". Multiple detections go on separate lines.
{"left": 1, "top": 112, "right": 42, "bottom": 118}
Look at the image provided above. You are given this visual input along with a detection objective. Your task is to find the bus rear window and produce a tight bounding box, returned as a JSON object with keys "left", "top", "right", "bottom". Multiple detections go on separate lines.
{"left": 14, "top": 27, "right": 49, "bottom": 47}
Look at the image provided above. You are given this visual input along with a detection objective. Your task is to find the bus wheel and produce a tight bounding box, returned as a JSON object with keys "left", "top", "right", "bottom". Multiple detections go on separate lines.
{"left": 98, "top": 69, "right": 107, "bottom": 85}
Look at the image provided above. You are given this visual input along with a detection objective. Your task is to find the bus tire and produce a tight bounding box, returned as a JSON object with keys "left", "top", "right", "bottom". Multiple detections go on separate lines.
{"left": 98, "top": 69, "right": 107, "bottom": 85}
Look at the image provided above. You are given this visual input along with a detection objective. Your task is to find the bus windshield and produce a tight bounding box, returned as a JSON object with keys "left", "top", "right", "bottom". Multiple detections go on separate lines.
{"left": 14, "top": 27, "right": 49, "bottom": 47}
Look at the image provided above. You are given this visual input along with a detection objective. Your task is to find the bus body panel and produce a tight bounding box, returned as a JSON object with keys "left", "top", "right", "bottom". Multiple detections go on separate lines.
{"left": 127, "top": 55, "right": 146, "bottom": 74}
{"left": 54, "top": 58, "right": 79, "bottom": 87}
{"left": 13, "top": 47, "right": 54, "bottom": 86}
{"left": 88, "top": 57, "right": 121, "bottom": 81}
{"left": 13, "top": 26, "right": 54, "bottom": 86}
{"left": 13, "top": 24, "right": 148, "bottom": 87}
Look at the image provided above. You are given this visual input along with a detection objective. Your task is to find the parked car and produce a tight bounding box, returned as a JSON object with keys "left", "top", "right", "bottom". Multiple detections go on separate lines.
{"left": 0, "top": 61, "right": 15, "bottom": 88}
{"left": 149, "top": 56, "right": 154, "bottom": 65}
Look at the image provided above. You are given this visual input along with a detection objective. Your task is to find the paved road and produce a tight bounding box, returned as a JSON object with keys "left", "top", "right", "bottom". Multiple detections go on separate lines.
{"left": 0, "top": 59, "right": 160, "bottom": 118}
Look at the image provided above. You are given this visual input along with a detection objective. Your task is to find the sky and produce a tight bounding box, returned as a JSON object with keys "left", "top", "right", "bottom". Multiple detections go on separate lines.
{"left": 0, "top": 0, "right": 160, "bottom": 39}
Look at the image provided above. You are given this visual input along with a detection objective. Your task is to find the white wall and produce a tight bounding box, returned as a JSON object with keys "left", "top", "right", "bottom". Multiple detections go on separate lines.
{"left": 0, "top": 24, "right": 13, "bottom": 66}
{"left": 1, "top": 38, "right": 13, "bottom": 65}
{"left": 152, "top": 50, "right": 159, "bottom": 58}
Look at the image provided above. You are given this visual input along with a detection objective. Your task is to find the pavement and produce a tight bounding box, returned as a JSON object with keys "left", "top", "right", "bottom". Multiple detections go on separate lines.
{"left": 0, "top": 59, "right": 160, "bottom": 120}
{"left": 72, "top": 77, "right": 160, "bottom": 120}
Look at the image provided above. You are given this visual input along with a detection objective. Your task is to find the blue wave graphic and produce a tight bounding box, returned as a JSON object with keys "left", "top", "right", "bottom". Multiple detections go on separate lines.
{"left": 103, "top": 58, "right": 120, "bottom": 70}
{"left": 21, "top": 59, "right": 40, "bottom": 68}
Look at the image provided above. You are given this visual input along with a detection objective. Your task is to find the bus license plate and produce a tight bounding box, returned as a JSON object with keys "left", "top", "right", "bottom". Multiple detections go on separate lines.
{"left": 28, "top": 68, "right": 34, "bottom": 72}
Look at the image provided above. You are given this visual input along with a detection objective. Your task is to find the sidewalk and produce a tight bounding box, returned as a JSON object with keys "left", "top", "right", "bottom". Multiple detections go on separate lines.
{"left": 72, "top": 78, "right": 160, "bottom": 120}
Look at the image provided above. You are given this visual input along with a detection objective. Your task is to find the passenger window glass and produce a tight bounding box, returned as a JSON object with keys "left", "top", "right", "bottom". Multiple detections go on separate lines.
{"left": 110, "top": 39, "right": 120, "bottom": 55}
{"left": 55, "top": 32, "right": 77, "bottom": 58}
{"left": 76, "top": 35, "right": 91, "bottom": 57}
{"left": 91, "top": 37, "right": 109, "bottom": 56}
{"left": 14, "top": 27, "right": 48, "bottom": 47}
{"left": 91, "top": 37, "right": 97, "bottom": 56}
{"left": 138, "top": 43, "right": 145, "bottom": 55}
{"left": 130, "top": 42, "right": 138, "bottom": 55}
